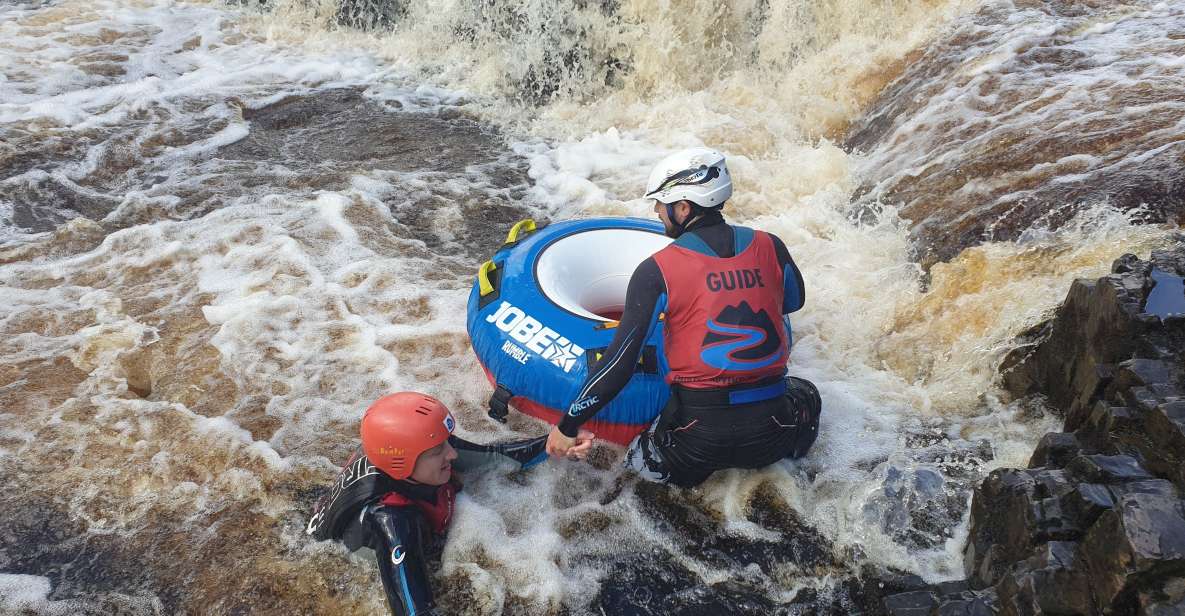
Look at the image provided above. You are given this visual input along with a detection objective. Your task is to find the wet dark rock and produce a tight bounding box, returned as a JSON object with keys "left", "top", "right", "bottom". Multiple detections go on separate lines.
{"left": 1027, "top": 432, "right": 1079, "bottom": 469}
{"left": 742, "top": 482, "right": 837, "bottom": 572}
{"left": 591, "top": 549, "right": 788, "bottom": 616}
{"left": 996, "top": 541, "right": 1090, "bottom": 616}
{"left": 217, "top": 88, "right": 536, "bottom": 257}
{"left": 1078, "top": 401, "right": 1141, "bottom": 452}
{"left": 1146, "top": 401, "right": 1185, "bottom": 490}
{"left": 1137, "top": 576, "right": 1185, "bottom": 614}
{"left": 1000, "top": 263, "right": 1148, "bottom": 427}
{"left": 868, "top": 566, "right": 931, "bottom": 598}
{"left": 632, "top": 480, "right": 835, "bottom": 576}
{"left": 1148, "top": 268, "right": 1185, "bottom": 320}
{"left": 1123, "top": 385, "right": 1170, "bottom": 415}
{"left": 608, "top": 471, "right": 988, "bottom": 614}
{"left": 1080, "top": 493, "right": 1185, "bottom": 613}
{"left": 935, "top": 580, "right": 971, "bottom": 596}
{"left": 1113, "top": 359, "right": 1181, "bottom": 391}
{"left": 932, "top": 594, "right": 998, "bottom": 616}
{"left": 615, "top": 479, "right": 997, "bottom": 614}
{"left": 661, "top": 581, "right": 781, "bottom": 616}
{"left": 1066, "top": 454, "right": 1154, "bottom": 484}
{"left": 335, "top": 0, "right": 408, "bottom": 31}
{"left": 964, "top": 468, "right": 1074, "bottom": 587}
{"left": 883, "top": 590, "right": 939, "bottom": 616}
{"left": 0, "top": 479, "right": 178, "bottom": 613}
{"left": 897, "top": 243, "right": 1185, "bottom": 615}
{"left": 592, "top": 549, "right": 701, "bottom": 616}
{"left": 863, "top": 462, "right": 972, "bottom": 551}
{"left": 2, "top": 86, "right": 534, "bottom": 259}
{"left": 4, "top": 176, "right": 122, "bottom": 233}
{"left": 1058, "top": 483, "right": 1115, "bottom": 528}
{"left": 856, "top": 433, "right": 992, "bottom": 556}
{"left": 1001, "top": 243, "right": 1185, "bottom": 427}
{"left": 907, "top": 435, "right": 994, "bottom": 480}
{"left": 782, "top": 564, "right": 932, "bottom": 616}
{"left": 227, "top": 89, "right": 496, "bottom": 172}
{"left": 884, "top": 586, "right": 1000, "bottom": 616}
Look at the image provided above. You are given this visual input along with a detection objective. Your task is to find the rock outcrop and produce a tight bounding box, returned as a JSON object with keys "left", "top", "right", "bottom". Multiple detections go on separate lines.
{"left": 885, "top": 238, "right": 1185, "bottom": 615}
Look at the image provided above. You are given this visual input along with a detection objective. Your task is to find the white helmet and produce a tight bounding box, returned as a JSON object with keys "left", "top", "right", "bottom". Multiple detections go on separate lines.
{"left": 644, "top": 147, "right": 732, "bottom": 208}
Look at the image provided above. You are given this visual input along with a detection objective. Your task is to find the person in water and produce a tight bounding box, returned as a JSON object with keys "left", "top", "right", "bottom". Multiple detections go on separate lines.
{"left": 545, "top": 147, "right": 822, "bottom": 487}
{"left": 307, "top": 392, "right": 546, "bottom": 616}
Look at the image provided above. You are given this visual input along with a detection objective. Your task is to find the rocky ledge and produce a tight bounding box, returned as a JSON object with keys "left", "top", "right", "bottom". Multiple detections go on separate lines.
{"left": 885, "top": 237, "right": 1185, "bottom": 615}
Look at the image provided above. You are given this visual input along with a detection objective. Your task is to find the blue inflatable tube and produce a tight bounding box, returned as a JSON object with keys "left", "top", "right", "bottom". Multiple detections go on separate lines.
{"left": 466, "top": 217, "right": 672, "bottom": 445}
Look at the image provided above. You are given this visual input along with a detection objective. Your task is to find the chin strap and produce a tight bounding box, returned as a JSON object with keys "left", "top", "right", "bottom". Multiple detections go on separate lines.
{"left": 665, "top": 202, "right": 689, "bottom": 238}
{"left": 668, "top": 203, "right": 710, "bottom": 239}
{"left": 668, "top": 202, "right": 719, "bottom": 238}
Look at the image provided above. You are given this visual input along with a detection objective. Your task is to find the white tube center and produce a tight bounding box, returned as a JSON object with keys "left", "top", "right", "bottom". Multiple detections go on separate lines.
{"left": 535, "top": 228, "right": 672, "bottom": 321}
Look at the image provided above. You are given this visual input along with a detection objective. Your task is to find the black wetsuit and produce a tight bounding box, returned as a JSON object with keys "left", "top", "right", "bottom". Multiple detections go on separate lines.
{"left": 367, "top": 480, "right": 447, "bottom": 616}
{"left": 308, "top": 436, "right": 546, "bottom": 616}
{"left": 557, "top": 211, "right": 822, "bottom": 487}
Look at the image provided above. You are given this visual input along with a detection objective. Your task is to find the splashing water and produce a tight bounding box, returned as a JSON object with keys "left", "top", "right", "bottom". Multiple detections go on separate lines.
{"left": 847, "top": 0, "right": 1185, "bottom": 265}
{"left": 1, "top": 0, "right": 1180, "bottom": 613}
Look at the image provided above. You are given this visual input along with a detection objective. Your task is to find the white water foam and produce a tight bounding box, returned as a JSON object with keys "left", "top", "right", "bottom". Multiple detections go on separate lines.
{"left": 0, "top": 0, "right": 1179, "bottom": 613}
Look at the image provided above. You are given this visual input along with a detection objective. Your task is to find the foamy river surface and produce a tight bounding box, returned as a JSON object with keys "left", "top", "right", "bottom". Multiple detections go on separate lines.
{"left": 1, "top": 0, "right": 1181, "bottom": 613}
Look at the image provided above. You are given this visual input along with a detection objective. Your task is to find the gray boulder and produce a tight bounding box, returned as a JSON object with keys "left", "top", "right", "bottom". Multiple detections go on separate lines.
{"left": 890, "top": 242, "right": 1185, "bottom": 615}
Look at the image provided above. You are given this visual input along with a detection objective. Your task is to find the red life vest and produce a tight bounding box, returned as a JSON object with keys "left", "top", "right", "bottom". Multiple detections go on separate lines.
{"left": 378, "top": 478, "right": 460, "bottom": 535}
{"left": 652, "top": 227, "right": 788, "bottom": 389}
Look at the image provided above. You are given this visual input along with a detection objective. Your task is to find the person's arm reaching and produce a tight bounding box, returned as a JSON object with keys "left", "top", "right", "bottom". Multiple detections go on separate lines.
{"left": 546, "top": 258, "right": 667, "bottom": 456}
{"left": 368, "top": 506, "right": 438, "bottom": 616}
{"left": 450, "top": 435, "right": 548, "bottom": 472}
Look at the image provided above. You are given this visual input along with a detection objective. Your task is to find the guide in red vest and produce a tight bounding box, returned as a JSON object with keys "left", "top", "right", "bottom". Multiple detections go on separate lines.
{"left": 544, "top": 147, "right": 822, "bottom": 488}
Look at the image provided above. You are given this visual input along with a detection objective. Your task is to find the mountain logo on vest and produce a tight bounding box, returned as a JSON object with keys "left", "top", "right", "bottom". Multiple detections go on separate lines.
{"left": 700, "top": 301, "right": 783, "bottom": 370}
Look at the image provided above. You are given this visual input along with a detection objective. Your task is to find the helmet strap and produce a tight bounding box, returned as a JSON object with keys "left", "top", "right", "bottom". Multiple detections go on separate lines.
{"left": 665, "top": 202, "right": 687, "bottom": 238}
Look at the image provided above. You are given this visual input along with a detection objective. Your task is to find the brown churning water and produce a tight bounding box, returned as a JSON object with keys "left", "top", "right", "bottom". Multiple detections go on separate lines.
{"left": 0, "top": 0, "right": 1180, "bottom": 613}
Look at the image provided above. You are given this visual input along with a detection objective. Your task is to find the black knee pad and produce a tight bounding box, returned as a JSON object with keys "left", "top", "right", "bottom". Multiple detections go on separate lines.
{"left": 784, "top": 377, "right": 821, "bottom": 458}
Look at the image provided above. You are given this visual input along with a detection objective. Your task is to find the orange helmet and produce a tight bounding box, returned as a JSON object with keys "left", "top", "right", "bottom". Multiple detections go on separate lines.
{"left": 360, "top": 392, "right": 456, "bottom": 480}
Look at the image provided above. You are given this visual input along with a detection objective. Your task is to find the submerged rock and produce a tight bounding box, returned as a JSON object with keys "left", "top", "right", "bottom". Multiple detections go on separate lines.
{"left": 602, "top": 479, "right": 984, "bottom": 614}
{"left": 1, "top": 86, "right": 533, "bottom": 260}
{"left": 845, "top": 3, "right": 1185, "bottom": 267}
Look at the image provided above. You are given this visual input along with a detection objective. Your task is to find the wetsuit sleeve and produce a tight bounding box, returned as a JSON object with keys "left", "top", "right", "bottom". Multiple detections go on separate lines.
{"left": 557, "top": 257, "right": 666, "bottom": 437}
{"left": 769, "top": 233, "right": 805, "bottom": 314}
{"left": 368, "top": 506, "right": 439, "bottom": 616}
{"left": 449, "top": 435, "right": 548, "bottom": 471}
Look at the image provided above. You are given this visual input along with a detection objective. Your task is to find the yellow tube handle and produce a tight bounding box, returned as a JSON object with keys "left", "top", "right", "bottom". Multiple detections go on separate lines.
{"left": 505, "top": 219, "right": 537, "bottom": 245}
{"left": 478, "top": 261, "right": 497, "bottom": 296}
